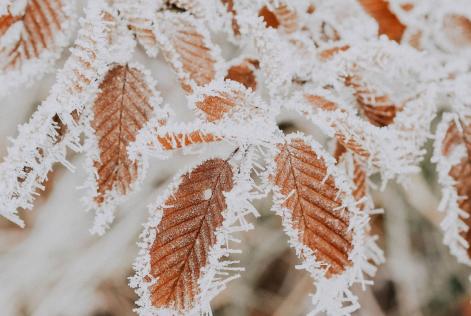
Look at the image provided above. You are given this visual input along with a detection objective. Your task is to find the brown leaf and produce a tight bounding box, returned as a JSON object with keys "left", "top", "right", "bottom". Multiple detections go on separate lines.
{"left": 148, "top": 158, "right": 234, "bottom": 310}
{"left": 157, "top": 12, "right": 218, "bottom": 93}
{"left": 357, "top": 0, "right": 406, "bottom": 42}
{"left": 335, "top": 131, "right": 371, "bottom": 159}
{"left": 304, "top": 94, "right": 339, "bottom": 112}
{"left": 439, "top": 118, "right": 471, "bottom": 258}
{"left": 344, "top": 75, "right": 398, "bottom": 127}
{"left": 0, "top": 0, "right": 70, "bottom": 71}
{"left": 272, "top": 138, "right": 353, "bottom": 276}
{"left": 225, "top": 58, "right": 259, "bottom": 90}
{"left": 157, "top": 131, "right": 221, "bottom": 150}
{"left": 92, "top": 64, "right": 154, "bottom": 204}
{"left": 335, "top": 142, "right": 368, "bottom": 209}
{"left": 195, "top": 86, "right": 246, "bottom": 121}
{"left": 450, "top": 159, "right": 471, "bottom": 258}
{"left": 442, "top": 121, "right": 461, "bottom": 156}
{"left": 258, "top": 3, "right": 298, "bottom": 33}
{"left": 318, "top": 45, "right": 350, "bottom": 60}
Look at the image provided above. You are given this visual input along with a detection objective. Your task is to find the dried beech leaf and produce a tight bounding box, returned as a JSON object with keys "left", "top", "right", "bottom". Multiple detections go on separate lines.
{"left": 357, "top": 0, "right": 406, "bottom": 42}
{"left": 344, "top": 75, "right": 398, "bottom": 127}
{"left": 434, "top": 115, "right": 471, "bottom": 264}
{"left": 157, "top": 131, "right": 220, "bottom": 150}
{"left": 259, "top": 3, "right": 297, "bottom": 33}
{"left": 147, "top": 158, "right": 233, "bottom": 311}
{"left": 224, "top": 58, "right": 259, "bottom": 90}
{"left": 272, "top": 137, "right": 353, "bottom": 276}
{"left": 0, "top": 0, "right": 73, "bottom": 83}
{"left": 92, "top": 64, "right": 154, "bottom": 204}
{"left": 155, "top": 11, "right": 221, "bottom": 93}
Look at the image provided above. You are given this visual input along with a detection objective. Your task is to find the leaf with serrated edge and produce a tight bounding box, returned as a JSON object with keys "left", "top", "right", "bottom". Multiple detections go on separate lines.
{"left": 0, "top": 0, "right": 75, "bottom": 96}
{"left": 358, "top": 0, "right": 406, "bottom": 42}
{"left": 86, "top": 62, "right": 165, "bottom": 235}
{"left": 130, "top": 155, "right": 258, "bottom": 316}
{"left": 268, "top": 133, "right": 377, "bottom": 315}
{"left": 0, "top": 2, "right": 113, "bottom": 227}
{"left": 154, "top": 11, "right": 223, "bottom": 93}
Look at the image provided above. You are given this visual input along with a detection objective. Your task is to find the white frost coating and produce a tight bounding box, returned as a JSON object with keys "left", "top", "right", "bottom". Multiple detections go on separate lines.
{"left": 113, "top": 0, "right": 163, "bottom": 57}
{"left": 304, "top": 0, "right": 377, "bottom": 48}
{"left": 284, "top": 39, "right": 438, "bottom": 184}
{"left": 264, "top": 132, "right": 381, "bottom": 316}
{"left": 234, "top": 1, "right": 295, "bottom": 98}
{"left": 152, "top": 10, "right": 225, "bottom": 93}
{"left": 81, "top": 40, "right": 166, "bottom": 237}
{"left": 433, "top": 112, "right": 471, "bottom": 266}
{"left": 130, "top": 79, "right": 277, "bottom": 161}
{"left": 0, "top": 2, "right": 114, "bottom": 226}
{"left": 130, "top": 146, "right": 260, "bottom": 316}
{"left": 0, "top": 0, "right": 77, "bottom": 98}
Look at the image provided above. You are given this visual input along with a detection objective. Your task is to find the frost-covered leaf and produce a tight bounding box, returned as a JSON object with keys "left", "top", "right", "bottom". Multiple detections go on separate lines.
{"left": 224, "top": 58, "right": 259, "bottom": 91}
{"left": 221, "top": 0, "right": 240, "bottom": 36}
{"left": 343, "top": 74, "right": 398, "bottom": 127}
{"left": 268, "top": 134, "right": 377, "bottom": 315}
{"left": 146, "top": 158, "right": 232, "bottom": 311}
{"left": 434, "top": 113, "right": 471, "bottom": 265}
{"left": 131, "top": 154, "right": 259, "bottom": 315}
{"left": 114, "top": 0, "right": 162, "bottom": 57}
{"left": 0, "top": 2, "right": 114, "bottom": 226}
{"left": 157, "top": 130, "right": 220, "bottom": 150}
{"left": 358, "top": 0, "right": 406, "bottom": 42}
{"left": 258, "top": 2, "right": 298, "bottom": 34}
{"left": 272, "top": 137, "right": 353, "bottom": 276}
{"left": 0, "top": 0, "right": 75, "bottom": 97}
{"left": 154, "top": 11, "right": 223, "bottom": 93}
{"left": 91, "top": 64, "right": 154, "bottom": 204}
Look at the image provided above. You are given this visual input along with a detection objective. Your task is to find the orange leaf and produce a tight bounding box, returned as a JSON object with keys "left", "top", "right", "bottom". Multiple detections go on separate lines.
{"left": 259, "top": 3, "right": 298, "bottom": 33}
{"left": 148, "top": 158, "right": 234, "bottom": 310}
{"left": 156, "top": 12, "right": 219, "bottom": 93}
{"left": 357, "top": 0, "right": 406, "bottom": 42}
{"left": 224, "top": 58, "right": 259, "bottom": 90}
{"left": 157, "top": 131, "right": 221, "bottom": 150}
{"left": 92, "top": 64, "right": 154, "bottom": 204}
{"left": 272, "top": 138, "right": 353, "bottom": 276}
{"left": 0, "top": 0, "right": 70, "bottom": 71}
{"left": 344, "top": 74, "right": 398, "bottom": 127}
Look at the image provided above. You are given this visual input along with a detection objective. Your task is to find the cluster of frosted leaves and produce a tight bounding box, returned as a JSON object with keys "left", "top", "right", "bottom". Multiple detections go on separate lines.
{"left": 0, "top": 0, "right": 76, "bottom": 96}
{"left": 4, "top": 0, "right": 469, "bottom": 315}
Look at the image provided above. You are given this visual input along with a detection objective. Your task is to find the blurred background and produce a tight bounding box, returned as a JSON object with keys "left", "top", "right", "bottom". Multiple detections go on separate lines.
{"left": 1, "top": 1, "right": 471, "bottom": 316}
